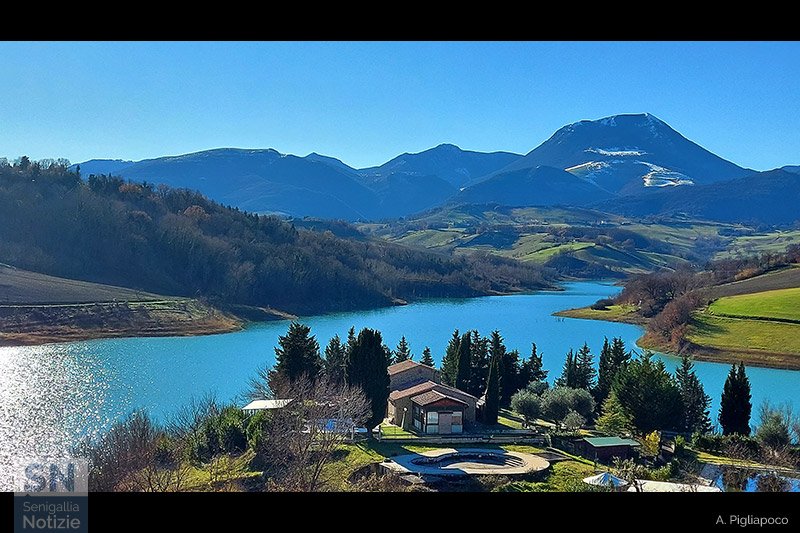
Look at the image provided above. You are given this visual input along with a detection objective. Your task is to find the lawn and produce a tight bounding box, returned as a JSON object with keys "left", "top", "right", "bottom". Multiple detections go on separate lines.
{"left": 708, "top": 287, "right": 800, "bottom": 323}
{"left": 687, "top": 314, "right": 800, "bottom": 357}
{"left": 554, "top": 304, "right": 641, "bottom": 324}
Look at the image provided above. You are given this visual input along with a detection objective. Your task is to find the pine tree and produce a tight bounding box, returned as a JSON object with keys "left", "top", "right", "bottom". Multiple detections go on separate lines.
{"left": 596, "top": 392, "right": 632, "bottom": 436}
{"left": 719, "top": 362, "right": 752, "bottom": 436}
{"left": 555, "top": 349, "right": 577, "bottom": 388}
{"left": 455, "top": 332, "right": 472, "bottom": 392}
{"left": 484, "top": 352, "right": 500, "bottom": 425}
{"left": 420, "top": 346, "right": 435, "bottom": 367}
{"left": 274, "top": 322, "right": 323, "bottom": 383}
{"left": 323, "top": 334, "right": 348, "bottom": 385}
{"left": 575, "top": 343, "right": 596, "bottom": 391}
{"left": 595, "top": 337, "right": 631, "bottom": 406}
{"left": 346, "top": 328, "right": 391, "bottom": 430}
{"left": 468, "top": 330, "right": 490, "bottom": 397}
{"left": 612, "top": 351, "right": 683, "bottom": 434}
{"left": 393, "top": 335, "right": 412, "bottom": 363}
{"left": 440, "top": 329, "right": 460, "bottom": 386}
{"left": 675, "top": 354, "right": 712, "bottom": 434}
{"left": 519, "top": 342, "right": 548, "bottom": 388}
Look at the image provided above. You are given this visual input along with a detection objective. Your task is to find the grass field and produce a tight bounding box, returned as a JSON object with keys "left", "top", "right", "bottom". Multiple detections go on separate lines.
{"left": 0, "top": 264, "right": 162, "bottom": 304}
{"left": 686, "top": 314, "right": 800, "bottom": 368}
{"left": 554, "top": 304, "right": 644, "bottom": 324}
{"left": 708, "top": 287, "right": 800, "bottom": 322}
{"left": 714, "top": 229, "right": 800, "bottom": 260}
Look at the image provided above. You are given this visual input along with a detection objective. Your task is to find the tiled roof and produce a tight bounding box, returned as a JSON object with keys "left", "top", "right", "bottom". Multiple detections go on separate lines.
{"left": 389, "top": 380, "right": 437, "bottom": 401}
{"left": 387, "top": 360, "right": 424, "bottom": 375}
{"left": 411, "top": 390, "right": 467, "bottom": 407}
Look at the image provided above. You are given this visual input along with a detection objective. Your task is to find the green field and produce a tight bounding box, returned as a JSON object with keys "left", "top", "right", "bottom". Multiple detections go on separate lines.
{"left": 714, "top": 229, "right": 800, "bottom": 260}
{"left": 708, "top": 287, "right": 800, "bottom": 322}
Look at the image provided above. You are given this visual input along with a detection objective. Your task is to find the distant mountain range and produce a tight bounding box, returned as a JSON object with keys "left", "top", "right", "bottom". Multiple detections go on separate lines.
{"left": 74, "top": 113, "right": 799, "bottom": 224}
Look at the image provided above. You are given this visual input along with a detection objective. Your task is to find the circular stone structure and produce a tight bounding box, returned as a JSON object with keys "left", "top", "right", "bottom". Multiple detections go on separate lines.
{"left": 380, "top": 448, "right": 549, "bottom": 477}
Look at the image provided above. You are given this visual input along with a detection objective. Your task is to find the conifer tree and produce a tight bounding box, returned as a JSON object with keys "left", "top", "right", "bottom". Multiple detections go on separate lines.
{"left": 719, "top": 362, "right": 752, "bottom": 436}
{"left": 420, "top": 346, "right": 435, "bottom": 367}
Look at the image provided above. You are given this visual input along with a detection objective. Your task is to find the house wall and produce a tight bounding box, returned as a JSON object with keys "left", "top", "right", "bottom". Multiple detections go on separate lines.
{"left": 583, "top": 444, "right": 635, "bottom": 463}
{"left": 389, "top": 365, "right": 438, "bottom": 391}
{"left": 432, "top": 386, "right": 476, "bottom": 424}
{"left": 388, "top": 397, "right": 415, "bottom": 429}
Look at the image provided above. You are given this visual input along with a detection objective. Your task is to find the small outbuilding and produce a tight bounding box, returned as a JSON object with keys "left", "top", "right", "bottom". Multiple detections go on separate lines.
{"left": 578, "top": 436, "right": 640, "bottom": 462}
{"left": 242, "top": 398, "right": 294, "bottom": 415}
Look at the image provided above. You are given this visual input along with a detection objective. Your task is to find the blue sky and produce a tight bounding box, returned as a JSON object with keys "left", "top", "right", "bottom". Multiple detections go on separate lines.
{"left": 1, "top": 41, "right": 798, "bottom": 170}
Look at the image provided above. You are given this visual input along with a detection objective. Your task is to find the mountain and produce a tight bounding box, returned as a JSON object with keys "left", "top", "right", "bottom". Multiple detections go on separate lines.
{"left": 91, "top": 148, "right": 382, "bottom": 220}
{"left": 72, "top": 159, "right": 134, "bottom": 176}
{"left": 494, "top": 113, "right": 749, "bottom": 196}
{"left": 456, "top": 165, "right": 613, "bottom": 207}
{"left": 359, "top": 143, "right": 522, "bottom": 189}
{"left": 598, "top": 169, "right": 800, "bottom": 225}
{"left": 782, "top": 165, "right": 800, "bottom": 175}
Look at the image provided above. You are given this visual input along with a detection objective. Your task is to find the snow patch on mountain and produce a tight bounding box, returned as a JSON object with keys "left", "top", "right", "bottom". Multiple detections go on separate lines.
{"left": 586, "top": 148, "right": 646, "bottom": 157}
{"left": 641, "top": 163, "right": 694, "bottom": 187}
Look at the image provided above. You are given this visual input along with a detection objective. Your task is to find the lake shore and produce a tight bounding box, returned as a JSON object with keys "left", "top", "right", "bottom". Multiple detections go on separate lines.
{"left": 555, "top": 305, "right": 800, "bottom": 371}
{"left": 0, "top": 299, "right": 244, "bottom": 347}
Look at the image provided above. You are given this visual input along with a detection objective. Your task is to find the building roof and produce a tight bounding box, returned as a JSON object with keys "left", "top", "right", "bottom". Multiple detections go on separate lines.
{"left": 388, "top": 359, "right": 431, "bottom": 376}
{"left": 584, "top": 436, "right": 641, "bottom": 448}
{"left": 389, "top": 380, "right": 437, "bottom": 400}
{"left": 411, "top": 390, "right": 468, "bottom": 407}
{"left": 242, "top": 399, "right": 294, "bottom": 411}
{"left": 389, "top": 380, "right": 478, "bottom": 403}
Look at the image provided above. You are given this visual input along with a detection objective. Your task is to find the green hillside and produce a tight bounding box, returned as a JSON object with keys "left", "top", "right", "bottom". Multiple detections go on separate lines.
{"left": 708, "top": 287, "right": 800, "bottom": 322}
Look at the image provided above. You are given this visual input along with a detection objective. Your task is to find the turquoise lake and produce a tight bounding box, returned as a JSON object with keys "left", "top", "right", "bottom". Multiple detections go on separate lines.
{"left": 0, "top": 281, "right": 797, "bottom": 489}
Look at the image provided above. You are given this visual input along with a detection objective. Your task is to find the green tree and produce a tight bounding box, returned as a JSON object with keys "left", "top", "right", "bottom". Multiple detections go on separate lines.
{"left": 455, "top": 332, "right": 472, "bottom": 392}
{"left": 346, "top": 328, "right": 391, "bottom": 431}
{"left": 641, "top": 431, "right": 661, "bottom": 460}
{"left": 510, "top": 389, "right": 541, "bottom": 428}
{"left": 563, "top": 411, "right": 586, "bottom": 434}
{"left": 675, "top": 354, "right": 712, "bottom": 434}
{"left": 574, "top": 343, "right": 596, "bottom": 391}
{"left": 719, "top": 363, "right": 752, "bottom": 436}
{"left": 419, "top": 346, "right": 435, "bottom": 367}
{"left": 274, "top": 322, "right": 322, "bottom": 383}
{"left": 540, "top": 387, "right": 595, "bottom": 427}
{"left": 468, "top": 330, "right": 490, "bottom": 397}
{"left": 440, "top": 329, "right": 460, "bottom": 386}
{"left": 519, "top": 342, "right": 548, "bottom": 388}
{"left": 484, "top": 352, "right": 500, "bottom": 425}
{"left": 612, "top": 351, "right": 683, "bottom": 434}
{"left": 595, "top": 337, "right": 630, "bottom": 407}
{"left": 596, "top": 392, "right": 632, "bottom": 436}
{"left": 393, "top": 335, "right": 412, "bottom": 363}
{"left": 754, "top": 402, "right": 793, "bottom": 449}
{"left": 323, "top": 334, "right": 348, "bottom": 385}
{"left": 555, "top": 349, "right": 577, "bottom": 388}
{"left": 500, "top": 348, "right": 521, "bottom": 407}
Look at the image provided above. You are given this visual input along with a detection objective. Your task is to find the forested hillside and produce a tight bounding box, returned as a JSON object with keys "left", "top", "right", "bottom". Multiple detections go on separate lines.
{"left": 0, "top": 158, "right": 551, "bottom": 315}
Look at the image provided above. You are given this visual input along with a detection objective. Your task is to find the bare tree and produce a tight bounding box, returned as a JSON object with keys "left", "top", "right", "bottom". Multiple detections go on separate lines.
{"left": 258, "top": 376, "right": 370, "bottom": 492}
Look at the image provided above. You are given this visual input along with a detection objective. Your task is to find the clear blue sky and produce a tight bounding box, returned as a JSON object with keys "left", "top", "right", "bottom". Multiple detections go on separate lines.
{"left": 1, "top": 41, "right": 798, "bottom": 170}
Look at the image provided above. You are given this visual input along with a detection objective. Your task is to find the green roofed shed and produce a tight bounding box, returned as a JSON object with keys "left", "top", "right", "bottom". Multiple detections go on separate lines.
{"left": 579, "top": 437, "right": 640, "bottom": 462}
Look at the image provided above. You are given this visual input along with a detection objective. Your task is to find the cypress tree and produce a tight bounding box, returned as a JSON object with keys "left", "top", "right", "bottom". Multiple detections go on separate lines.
{"left": 489, "top": 330, "right": 507, "bottom": 402}
{"left": 440, "top": 329, "right": 460, "bottom": 386}
{"left": 346, "top": 328, "right": 391, "bottom": 431}
{"left": 675, "top": 354, "right": 712, "bottom": 434}
{"left": 596, "top": 337, "right": 631, "bottom": 406}
{"left": 500, "top": 349, "right": 521, "bottom": 408}
{"left": 393, "top": 335, "right": 412, "bottom": 363}
{"left": 484, "top": 352, "right": 500, "bottom": 425}
{"left": 455, "top": 332, "right": 472, "bottom": 392}
{"left": 274, "top": 322, "right": 322, "bottom": 382}
{"left": 420, "top": 346, "right": 435, "bottom": 367}
{"left": 719, "top": 363, "right": 752, "bottom": 436}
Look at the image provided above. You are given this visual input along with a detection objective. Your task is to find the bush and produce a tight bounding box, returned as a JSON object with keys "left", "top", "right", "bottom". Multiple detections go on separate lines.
{"left": 591, "top": 298, "right": 614, "bottom": 310}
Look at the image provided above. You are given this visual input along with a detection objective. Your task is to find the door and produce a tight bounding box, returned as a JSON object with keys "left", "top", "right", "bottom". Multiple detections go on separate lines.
{"left": 439, "top": 412, "right": 452, "bottom": 434}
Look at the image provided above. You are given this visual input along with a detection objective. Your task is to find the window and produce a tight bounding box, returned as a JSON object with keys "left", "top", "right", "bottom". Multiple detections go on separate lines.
{"left": 451, "top": 424, "right": 463, "bottom": 434}
{"left": 426, "top": 411, "right": 438, "bottom": 424}
{"left": 426, "top": 424, "right": 438, "bottom": 434}
{"left": 414, "top": 418, "right": 422, "bottom": 430}
{"left": 452, "top": 412, "right": 463, "bottom": 425}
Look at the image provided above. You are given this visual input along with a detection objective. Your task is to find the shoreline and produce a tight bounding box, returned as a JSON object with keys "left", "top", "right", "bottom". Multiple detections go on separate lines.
{"left": 555, "top": 306, "right": 800, "bottom": 371}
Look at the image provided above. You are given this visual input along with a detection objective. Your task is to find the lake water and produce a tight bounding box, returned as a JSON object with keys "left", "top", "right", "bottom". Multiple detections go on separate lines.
{"left": 1, "top": 281, "right": 797, "bottom": 489}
